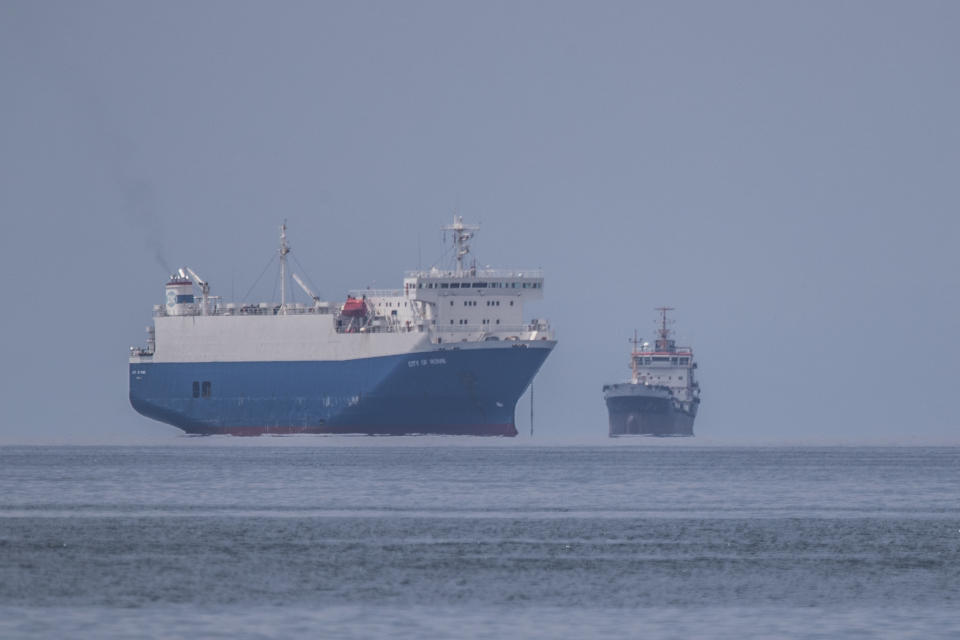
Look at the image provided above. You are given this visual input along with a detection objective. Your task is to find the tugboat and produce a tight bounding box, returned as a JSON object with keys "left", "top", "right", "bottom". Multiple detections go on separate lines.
{"left": 603, "top": 307, "right": 700, "bottom": 437}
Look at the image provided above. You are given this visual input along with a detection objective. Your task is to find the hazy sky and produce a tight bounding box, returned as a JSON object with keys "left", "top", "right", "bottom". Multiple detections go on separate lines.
{"left": 1, "top": 1, "right": 957, "bottom": 444}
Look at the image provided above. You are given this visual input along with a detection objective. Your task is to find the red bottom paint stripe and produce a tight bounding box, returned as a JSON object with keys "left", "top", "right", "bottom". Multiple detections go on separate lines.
{"left": 185, "top": 424, "right": 519, "bottom": 437}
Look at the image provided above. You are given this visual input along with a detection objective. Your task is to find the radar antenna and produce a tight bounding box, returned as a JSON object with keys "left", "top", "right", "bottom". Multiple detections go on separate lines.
{"left": 443, "top": 215, "right": 480, "bottom": 276}
{"left": 655, "top": 306, "right": 676, "bottom": 353}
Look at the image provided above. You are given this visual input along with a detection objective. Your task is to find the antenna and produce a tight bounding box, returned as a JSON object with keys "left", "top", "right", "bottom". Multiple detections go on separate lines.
{"left": 279, "top": 221, "right": 290, "bottom": 314}
{"left": 655, "top": 306, "right": 676, "bottom": 352}
{"left": 443, "top": 215, "right": 480, "bottom": 276}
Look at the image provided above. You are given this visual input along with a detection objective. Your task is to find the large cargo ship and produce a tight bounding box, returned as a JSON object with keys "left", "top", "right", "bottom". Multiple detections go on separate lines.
{"left": 603, "top": 308, "right": 700, "bottom": 437}
{"left": 129, "top": 218, "right": 555, "bottom": 435}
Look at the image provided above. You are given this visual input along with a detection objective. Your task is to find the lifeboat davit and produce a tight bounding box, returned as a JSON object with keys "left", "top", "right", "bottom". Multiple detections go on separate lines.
{"left": 341, "top": 296, "right": 368, "bottom": 317}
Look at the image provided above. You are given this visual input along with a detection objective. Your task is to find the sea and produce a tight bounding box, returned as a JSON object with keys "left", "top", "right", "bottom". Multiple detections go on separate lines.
{"left": 1, "top": 443, "right": 958, "bottom": 639}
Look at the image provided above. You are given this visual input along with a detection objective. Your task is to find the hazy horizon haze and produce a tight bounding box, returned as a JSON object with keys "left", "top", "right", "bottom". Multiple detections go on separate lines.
{"left": 1, "top": 1, "right": 957, "bottom": 444}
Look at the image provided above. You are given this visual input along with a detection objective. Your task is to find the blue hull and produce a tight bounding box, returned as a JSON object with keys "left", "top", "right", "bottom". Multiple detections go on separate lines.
{"left": 129, "top": 344, "right": 553, "bottom": 436}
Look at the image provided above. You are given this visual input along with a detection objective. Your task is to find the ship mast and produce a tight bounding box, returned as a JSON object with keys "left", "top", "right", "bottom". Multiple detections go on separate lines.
{"left": 630, "top": 329, "right": 641, "bottom": 383}
{"left": 655, "top": 306, "right": 674, "bottom": 352}
{"left": 279, "top": 221, "right": 290, "bottom": 314}
{"left": 443, "top": 215, "right": 479, "bottom": 276}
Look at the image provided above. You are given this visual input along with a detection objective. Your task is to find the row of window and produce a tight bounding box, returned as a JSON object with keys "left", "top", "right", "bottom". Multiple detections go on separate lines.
{"left": 451, "top": 319, "right": 502, "bottom": 325}
{"left": 450, "top": 300, "right": 513, "bottom": 307}
{"left": 459, "top": 300, "right": 505, "bottom": 307}
{"left": 420, "top": 281, "right": 541, "bottom": 290}
{"left": 192, "top": 381, "right": 212, "bottom": 398}
{"left": 639, "top": 357, "right": 690, "bottom": 365}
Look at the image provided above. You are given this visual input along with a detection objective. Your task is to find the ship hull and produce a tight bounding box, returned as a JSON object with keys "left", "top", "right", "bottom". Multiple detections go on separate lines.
{"left": 130, "top": 342, "right": 553, "bottom": 436}
{"left": 604, "top": 383, "right": 697, "bottom": 437}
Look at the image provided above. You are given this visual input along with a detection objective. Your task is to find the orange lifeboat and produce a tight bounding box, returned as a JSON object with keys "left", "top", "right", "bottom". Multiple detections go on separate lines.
{"left": 341, "top": 296, "right": 367, "bottom": 317}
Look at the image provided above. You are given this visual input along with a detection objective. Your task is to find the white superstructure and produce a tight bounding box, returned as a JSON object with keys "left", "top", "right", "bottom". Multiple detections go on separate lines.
{"left": 130, "top": 217, "right": 553, "bottom": 364}
{"left": 627, "top": 307, "right": 699, "bottom": 409}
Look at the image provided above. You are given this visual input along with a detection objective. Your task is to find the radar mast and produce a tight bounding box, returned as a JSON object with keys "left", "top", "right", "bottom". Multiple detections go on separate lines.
{"left": 655, "top": 306, "right": 676, "bottom": 353}
{"left": 443, "top": 215, "right": 480, "bottom": 276}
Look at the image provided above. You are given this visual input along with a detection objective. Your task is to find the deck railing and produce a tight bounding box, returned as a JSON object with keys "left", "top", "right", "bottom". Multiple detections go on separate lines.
{"left": 405, "top": 268, "right": 543, "bottom": 279}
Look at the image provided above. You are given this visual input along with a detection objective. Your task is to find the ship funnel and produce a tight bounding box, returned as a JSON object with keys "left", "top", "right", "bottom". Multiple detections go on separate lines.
{"left": 165, "top": 271, "right": 195, "bottom": 316}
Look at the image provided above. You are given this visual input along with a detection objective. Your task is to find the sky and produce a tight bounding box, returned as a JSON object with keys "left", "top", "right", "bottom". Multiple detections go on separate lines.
{"left": 0, "top": 1, "right": 957, "bottom": 444}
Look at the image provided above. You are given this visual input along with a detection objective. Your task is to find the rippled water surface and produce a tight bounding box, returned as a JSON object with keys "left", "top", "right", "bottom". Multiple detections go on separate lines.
{"left": 1, "top": 445, "right": 958, "bottom": 638}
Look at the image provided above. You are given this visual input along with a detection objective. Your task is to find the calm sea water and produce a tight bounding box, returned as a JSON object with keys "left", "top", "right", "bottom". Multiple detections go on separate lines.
{"left": 1, "top": 444, "right": 958, "bottom": 638}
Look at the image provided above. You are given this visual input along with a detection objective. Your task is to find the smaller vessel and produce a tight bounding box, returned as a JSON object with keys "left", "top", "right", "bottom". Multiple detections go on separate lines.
{"left": 603, "top": 307, "right": 701, "bottom": 437}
